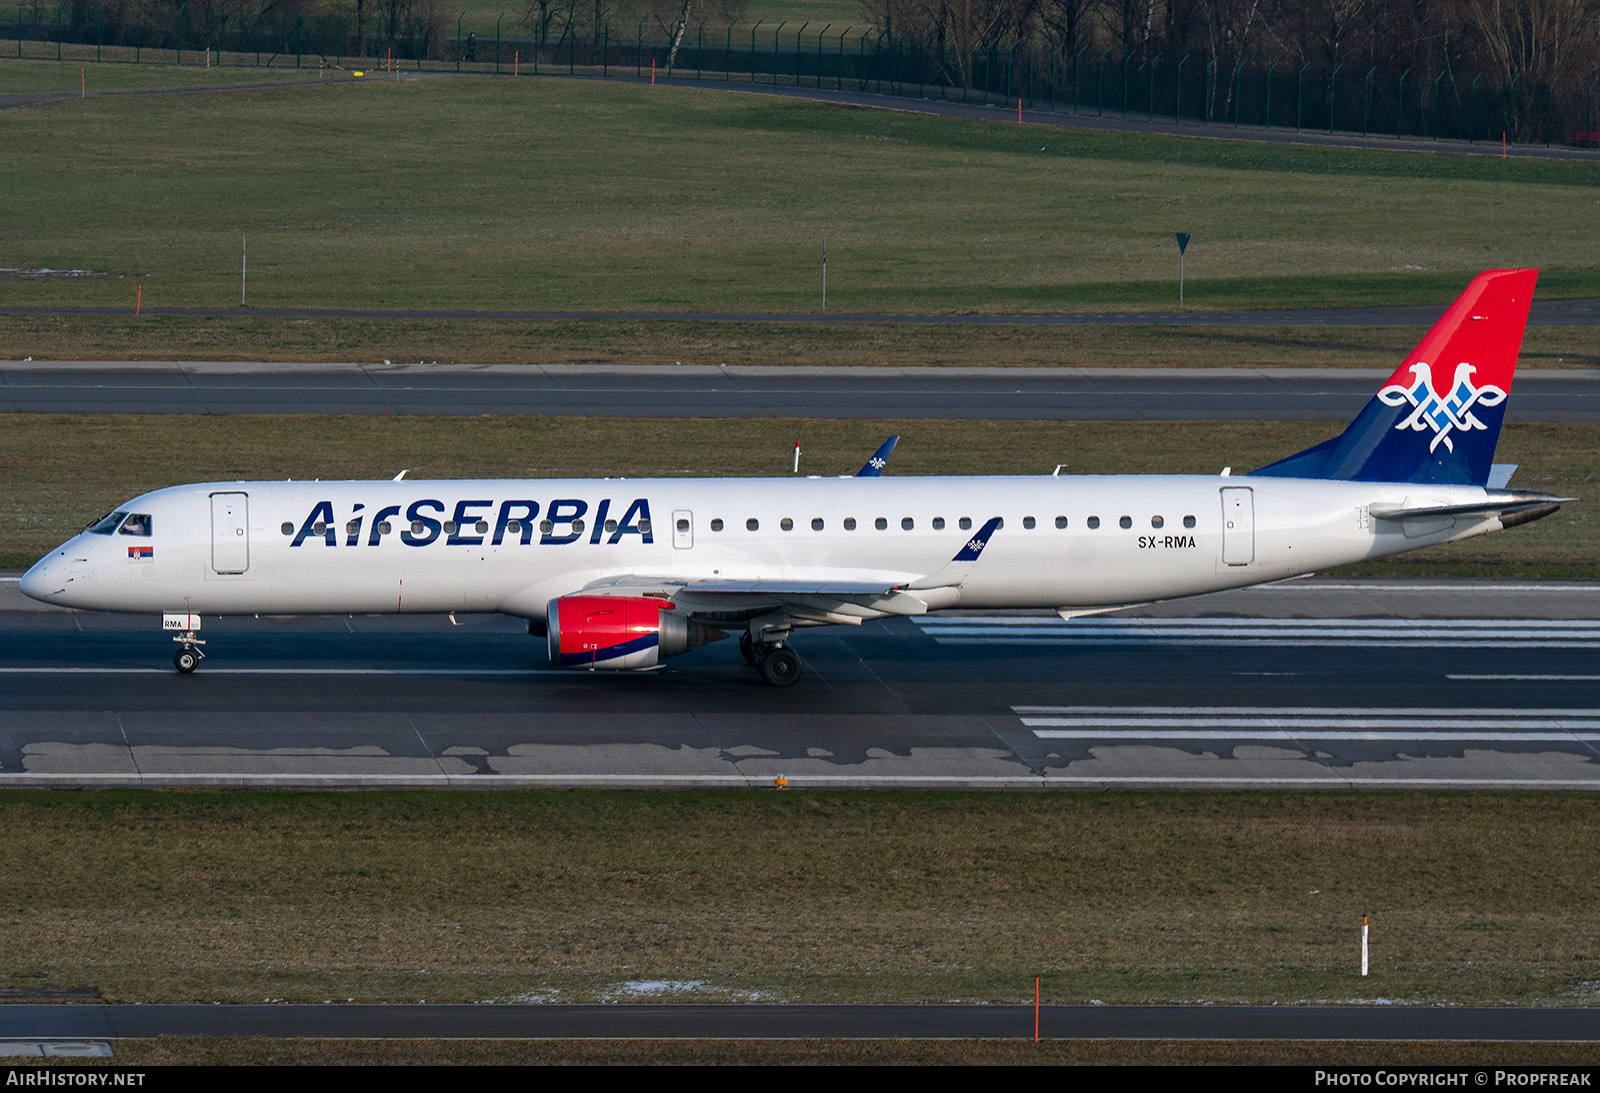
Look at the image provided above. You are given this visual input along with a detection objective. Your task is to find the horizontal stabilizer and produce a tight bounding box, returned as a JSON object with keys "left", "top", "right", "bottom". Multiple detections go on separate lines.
{"left": 1369, "top": 489, "right": 1569, "bottom": 524}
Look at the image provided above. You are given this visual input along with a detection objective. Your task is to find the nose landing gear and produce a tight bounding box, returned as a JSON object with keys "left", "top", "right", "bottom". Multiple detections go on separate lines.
{"left": 172, "top": 631, "right": 205, "bottom": 674}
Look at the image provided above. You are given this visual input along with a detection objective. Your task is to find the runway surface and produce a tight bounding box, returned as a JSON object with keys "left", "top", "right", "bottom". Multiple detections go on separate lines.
{"left": 3, "top": 1002, "right": 1598, "bottom": 1041}
{"left": 4, "top": 576, "right": 1598, "bottom": 790}
{"left": 3, "top": 362, "right": 1599, "bottom": 420}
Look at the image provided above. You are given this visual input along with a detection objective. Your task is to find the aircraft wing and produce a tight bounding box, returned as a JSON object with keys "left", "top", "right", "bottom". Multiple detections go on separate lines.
{"left": 575, "top": 516, "right": 1004, "bottom": 622}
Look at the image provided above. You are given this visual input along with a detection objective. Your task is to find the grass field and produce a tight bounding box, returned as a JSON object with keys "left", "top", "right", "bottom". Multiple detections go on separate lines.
{"left": 0, "top": 60, "right": 351, "bottom": 92}
{"left": 0, "top": 414, "right": 1590, "bottom": 572}
{"left": 3, "top": 68, "right": 1598, "bottom": 326}
{"left": 2, "top": 789, "right": 1599, "bottom": 1009}
{"left": 7, "top": 315, "right": 1600, "bottom": 369}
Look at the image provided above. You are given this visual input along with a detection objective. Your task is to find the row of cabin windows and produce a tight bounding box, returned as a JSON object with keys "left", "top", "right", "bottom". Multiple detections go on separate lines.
{"left": 282, "top": 514, "right": 1199, "bottom": 538}
{"left": 701, "top": 514, "right": 1199, "bottom": 532}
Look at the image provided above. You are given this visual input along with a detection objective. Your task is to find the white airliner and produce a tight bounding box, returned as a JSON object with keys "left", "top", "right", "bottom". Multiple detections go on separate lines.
{"left": 21, "top": 269, "right": 1564, "bottom": 685}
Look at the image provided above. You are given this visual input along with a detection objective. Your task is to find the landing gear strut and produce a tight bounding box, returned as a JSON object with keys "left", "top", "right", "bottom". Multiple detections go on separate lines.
{"left": 172, "top": 632, "right": 205, "bottom": 674}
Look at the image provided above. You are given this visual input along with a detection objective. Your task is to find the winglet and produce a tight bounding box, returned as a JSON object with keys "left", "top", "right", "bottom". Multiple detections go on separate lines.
{"left": 952, "top": 516, "right": 1002, "bottom": 561}
{"left": 908, "top": 516, "right": 1002, "bottom": 589}
{"left": 855, "top": 436, "right": 900, "bottom": 477}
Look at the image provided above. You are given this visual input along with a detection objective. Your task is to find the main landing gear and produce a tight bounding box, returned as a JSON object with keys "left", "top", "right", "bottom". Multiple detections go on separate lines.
{"left": 172, "top": 632, "right": 206, "bottom": 674}
{"left": 740, "top": 631, "right": 801, "bottom": 688}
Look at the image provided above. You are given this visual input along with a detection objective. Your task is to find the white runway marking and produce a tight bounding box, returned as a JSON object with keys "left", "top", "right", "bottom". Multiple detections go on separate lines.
{"left": 1018, "top": 705, "right": 1600, "bottom": 742}
{"left": 1449, "top": 674, "right": 1600, "bottom": 681}
{"left": 916, "top": 616, "right": 1600, "bottom": 648}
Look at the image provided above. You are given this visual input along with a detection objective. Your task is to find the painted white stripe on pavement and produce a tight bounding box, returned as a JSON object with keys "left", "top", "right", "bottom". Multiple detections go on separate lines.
{"left": 918, "top": 618, "right": 1600, "bottom": 628}
{"left": 1015, "top": 705, "right": 1600, "bottom": 742}
{"left": 1015, "top": 705, "right": 1600, "bottom": 716}
{"left": 914, "top": 617, "right": 1600, "bottom": 648}
{"left": 1450, "top": 674, "right": 1600, "bottom": 681}
{"left": 1029, "top": 730, "right": 1600, "bottom": 741}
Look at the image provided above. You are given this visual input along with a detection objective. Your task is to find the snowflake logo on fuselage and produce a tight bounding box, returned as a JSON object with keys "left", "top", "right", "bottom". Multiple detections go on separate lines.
{"left": 1376, "top": 362, "right": 1507, "bottom": 453}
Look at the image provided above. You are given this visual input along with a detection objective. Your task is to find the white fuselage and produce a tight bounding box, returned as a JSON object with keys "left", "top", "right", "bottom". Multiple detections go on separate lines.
{"left": 21, "top": 474, "right": 1505, "bottom": 620}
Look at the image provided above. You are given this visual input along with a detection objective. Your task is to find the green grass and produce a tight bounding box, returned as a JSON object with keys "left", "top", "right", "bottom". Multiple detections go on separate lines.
{"left": 0, "top": 415, "right": 1590, "bottom": 572}
{"left": 2, "top": 70, "right": 1598, "bottom": 322}
{"left": 7, "top": 315, "right": 1600, "bottom": 368}
{"left": 0, "top": 57, "right": 351, "bottom": 92}
{"left": 3, "top": 790, "right": 1600, "bottom": 1007}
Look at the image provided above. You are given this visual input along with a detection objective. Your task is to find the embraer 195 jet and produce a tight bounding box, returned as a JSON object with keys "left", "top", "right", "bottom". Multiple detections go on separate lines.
{"left": 21, "top": 269, "right": 1564, "bottom": 686}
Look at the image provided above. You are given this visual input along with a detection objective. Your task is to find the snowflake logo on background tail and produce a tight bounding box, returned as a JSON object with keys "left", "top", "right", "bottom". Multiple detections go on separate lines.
{"left": 1377, "top": 362, "right": 1507, "bottom": 453}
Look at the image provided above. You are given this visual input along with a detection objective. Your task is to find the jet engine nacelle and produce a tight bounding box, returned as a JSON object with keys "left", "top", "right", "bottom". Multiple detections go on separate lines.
{"left": 546, "top": 594, "right": 725, "bottom": 669}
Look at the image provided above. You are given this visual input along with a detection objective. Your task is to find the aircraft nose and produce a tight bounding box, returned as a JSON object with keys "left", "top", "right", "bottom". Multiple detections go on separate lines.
{"left": 18, "top": 556, "right": 59, "bottom": 603}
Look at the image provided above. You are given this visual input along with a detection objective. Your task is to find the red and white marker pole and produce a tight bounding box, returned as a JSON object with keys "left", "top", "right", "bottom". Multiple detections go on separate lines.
{"left": 1361, "top": 915, "right": 1369, "bottom": 977}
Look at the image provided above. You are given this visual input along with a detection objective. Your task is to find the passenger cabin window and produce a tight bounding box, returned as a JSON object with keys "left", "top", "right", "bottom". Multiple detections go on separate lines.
{"left": 88, "top": 511, "right": 127, "bottom": 535}
{"left": 1022, "top": 516, "right": 1036, "bottom": 529}
{"left": 780, "top": 518, "right": 794, "bottom": 531}
{"left": 932, "top": 517, "right": 945, "bottom": 530}
{"left": 1087, "top": 516, "right": 1101, "bottom": 529}
{"left": 746, "top": 518, "right": 759, "bottom": 531}
{"left": 280, "top": 522, "right": 294, "bottom": 536}
{"left": 1183, "top": 515, "right": 1196, "bottom": 528}
{"left": 811, "top": 518, "right": 824, "bottom": 531}
{"left": 710, "top": 519, "right": 724, "bottom": 532}
{"left": 874, "top": 518, "right": 888, "bottom": 530}
{"left": 118, "top": 513, "right": 152, "bottom": 537}
{"left": 442, "top": 521, "right": 457, "bottom": 535}
{"left": 843, "top": 518, "right": 857, "bottom": 531}
{"left": 676, "top": 518, "right": 690, "bottom": 533}
{"left": 959, "top": 517, "right": 972, "bottom": 531}
{"left": 638, "top": 520, "right": 652, "bottom": 535}
{"left": 476, "top": 521, "right": 490, "bottom": 535}
{"left": 1119, "top": 516, "right": 1132, "bottom": 529}
{"left": 1151, "top": 515, "right": 1164, "bottom": 528}
{"left": 901, "top": 517, "right": 914, "bottom": 530}
{"left": 1055, "top": 516, "right": 1068, "bottom": 529}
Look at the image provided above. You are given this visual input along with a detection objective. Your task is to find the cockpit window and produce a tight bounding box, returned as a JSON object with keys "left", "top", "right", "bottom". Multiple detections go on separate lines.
{"left": 87, "top": 511, "right": 127, "bottom": 535}
{"left": 117, "top": 513, "right": 152, "bottom": 537}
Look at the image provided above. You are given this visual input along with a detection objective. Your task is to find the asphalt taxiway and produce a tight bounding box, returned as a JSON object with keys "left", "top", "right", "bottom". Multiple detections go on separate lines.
{"left": 3, "top": 362, "right": 1599, "bottom": 420}
{"left": 2, "top": 1002, "right": 1598, "bottom": 1041}
{"left": 4, "top": 576, "right": 1597, "bottom": 790}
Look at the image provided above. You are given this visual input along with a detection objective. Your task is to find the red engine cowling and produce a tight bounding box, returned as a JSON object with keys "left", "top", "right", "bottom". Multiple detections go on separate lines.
{"left": 546, "top": 595, "right": 725, "bottom": 669}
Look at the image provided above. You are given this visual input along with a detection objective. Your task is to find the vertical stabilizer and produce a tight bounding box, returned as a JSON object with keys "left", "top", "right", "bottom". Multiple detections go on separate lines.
{"left": 1251, "top": 269, "right": 1537, "bottom": 485}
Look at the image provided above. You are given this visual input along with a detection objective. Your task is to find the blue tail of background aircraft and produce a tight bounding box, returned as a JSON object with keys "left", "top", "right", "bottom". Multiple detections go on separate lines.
{"left": 1251, "top": 269, "right": 1537, "bottom": 486}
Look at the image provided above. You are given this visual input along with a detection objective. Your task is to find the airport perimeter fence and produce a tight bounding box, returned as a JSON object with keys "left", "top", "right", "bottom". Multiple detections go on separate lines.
{"left": 9, "top": 6, "right": 1600, "bottom": 149}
